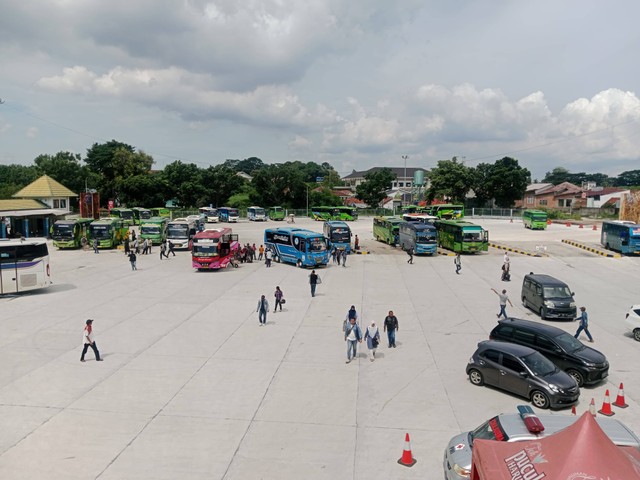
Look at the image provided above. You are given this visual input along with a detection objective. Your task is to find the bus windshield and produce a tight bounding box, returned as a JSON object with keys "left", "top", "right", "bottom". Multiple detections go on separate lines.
{"left": 139, "top": 211, "right": 151, "bottom": 220}
{"left": 119, "top": 211, "right": 133, "bottom": 219}
{"left": 307, "top": 238, "right": 327, "bottom": 252}
{"left": 416, "top": 231, "right": 436, "bottom": 243}
{"left": 141, "top": 226, "right": 161, "bottom": 235}
{"left": 330, "top": 229, "right": 350, "bottom": 243}
{"left": 53, "top": 224, "right": 74, "bottom": 237}
{"left": 253, "top": 208, "right": 265, "bottom": 215}
{"left": 462, "top": 229, "right": 482, "bottom": 241}
{"left": 91, "top": 226, "right": 112, "bottom": 238}
{"left": 192, "top": 244, "right": 218, "bottom": 256}
{"left": 168, "top": 225, "right": 188, "bottom": 236}
{"left": 0, "top": 243, "right": 48, "bottom": 261}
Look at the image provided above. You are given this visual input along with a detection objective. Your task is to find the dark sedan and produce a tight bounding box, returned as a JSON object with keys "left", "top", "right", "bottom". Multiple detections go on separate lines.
{"left": 466, "top": 340, "right": 579, "bottom": 409}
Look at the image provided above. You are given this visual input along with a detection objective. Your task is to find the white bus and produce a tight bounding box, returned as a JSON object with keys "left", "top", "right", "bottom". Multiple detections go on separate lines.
{"left": 167, "top": 218, "right": 197, "bottom": 250}
{"left": 199, "top": 207, "right": 219, "bottom": 223}
{"left": 0, "top": 238, "right": 52, "bottom": 294}
{"left": 247, "top": 206, "right": 266, "bottom": 221}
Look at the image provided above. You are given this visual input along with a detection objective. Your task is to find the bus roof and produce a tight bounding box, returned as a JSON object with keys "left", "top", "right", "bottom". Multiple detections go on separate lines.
{"left": 266, "top": 227, "right": 323, "bottom": 238}
{"left": 325, "top": 220, "right": 349, "bottom": 228}
{"left": 0, "top": 237, "right": 48, "bottom": 246}
{"left": 110, "top": 207, "right": 133, "bottom": 212}
{"left": 141, "top": 216, "right": 168, "bottom": 224}
{"left": 400, "top": 221, "right": 436, "bottom": 231}
{"left": 92, "top": 218, "right": 123, "bottom": 225}
{"left": 437, "top": 219, "right": 481, "bottom": 227}
{"left": 55, "top": 218, "right": 93, "bottom": 225}
{"left": 193, "top": 228, "right": 232, "bottom": 239}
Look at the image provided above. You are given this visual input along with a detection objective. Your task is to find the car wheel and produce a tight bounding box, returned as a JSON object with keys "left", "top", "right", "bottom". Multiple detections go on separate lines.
{"left": 531, "top": 390, "right": 550, "bottom": 409}
{"left": 468, "top": 369, "right": 484, "bottom": 386}
{"left": 296, "top": 260, "right": 302, "bottom": 268}
{"left": 540, "top": 307, "right": 546, "bottom": 320}
{"left": 566, "top": 369, "right": 584, "bottom": 387}
{"left": 634, "top": 329, "right": 640, "bottom": 342}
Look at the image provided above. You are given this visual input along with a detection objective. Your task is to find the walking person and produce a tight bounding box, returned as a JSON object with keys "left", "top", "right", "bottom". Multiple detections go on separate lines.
{"left": 256, "top": 295, "right": 269, "bottom": 326}
{"left": 265, "top": 248, "right": 273, "bottom": 267}
{"left": 132, "top": 238, "right": 139, "bottom": 254}
{"left": 309, "top": 270, "right": 319, "bottom": 297}
{"left": 131, "top": 229, "right": 136, "bottom": 242}
{"left": 503, "top": 252, "right": 510, "bottom": 270}
{"left": 142, "top": 238, "right": 149, "bottom": 255}
{"left": 364, "top": 321, "right": 380, "bottom": 362}
{"left": 93, "top": 238, "right": 99, "bottom": 254}
{"left": 406, "top": 246, "right": 414, "bottom": 264}
{"left": 80, "top": 319, "right": 103, "bottom": 362}
{"left": 258, "top": 245, "right": 264, "bottom": 261}
{"left": 454, "top": 253, "right": 461, "bottom": 274}
{"left": 331, "top": 247, "right": 337, "bottom": 263}
{"left": 252, "top": 243, "right": 257, "bottom": 260}
{"left": 274, "top": 286, "right": 284, "bottom": 312}
{"left": 342, "top": 249, "right": 347, "bottom": 267}
{"left": 574, "top": 306, "right": 594, "bottom": 342}
{"left": 492, "top": 288, "right": 513, "bottom": 319}
{"left": 344, "top": 316, "right": 362, "bottom": 363}
{"left": 354, "top": 235, "right": 360, "bottom": 251}
{"left": 168, "top": 240, "right": 176, "bottom": 256}
{"left": 160, "top": 241, "right": 168, "bottom": 259}
{"left": 343, "top": 305, "right": 359, "bottom": 331}
{"left": 384, "top": 310, "right": 399, "bottom": 348}
{"left": 128, "top": 251, "right": 137, "bottom": 270}
{"left": 335, "top": 249, "right": 341, "bottom": 265}
{"left": 124, "top": 237, "right": 130, "bottom": 255}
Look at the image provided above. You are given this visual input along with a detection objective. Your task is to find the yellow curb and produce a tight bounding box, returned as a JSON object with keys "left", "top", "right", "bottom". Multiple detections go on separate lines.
{"left": 561, "top": 239, "right": 621, "bottom": 258}
{"left": 437, "top": 248, "right": 456, "bottom": 256}
{"left": 489, "top": 243, "right": 547, "bottom": 257}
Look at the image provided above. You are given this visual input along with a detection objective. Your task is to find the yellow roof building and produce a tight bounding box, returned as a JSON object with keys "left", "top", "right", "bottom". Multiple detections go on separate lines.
{"left": 12, "top": 175, "right": 77, "bottom": 198}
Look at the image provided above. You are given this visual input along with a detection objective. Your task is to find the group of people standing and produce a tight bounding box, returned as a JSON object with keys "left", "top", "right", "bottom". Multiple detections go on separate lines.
{"left": 331, "top": 247, "right": 348, "bottom": 267}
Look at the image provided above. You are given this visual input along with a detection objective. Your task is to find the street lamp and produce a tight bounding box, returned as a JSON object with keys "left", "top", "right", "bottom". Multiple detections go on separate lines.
{"left": 402, "top": 155, "right": 408, "bottom": 205}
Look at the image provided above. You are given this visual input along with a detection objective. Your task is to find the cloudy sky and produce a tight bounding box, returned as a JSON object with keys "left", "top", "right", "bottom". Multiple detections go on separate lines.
{"left": 2, "top": 1, "right": 640, "bottom": 180}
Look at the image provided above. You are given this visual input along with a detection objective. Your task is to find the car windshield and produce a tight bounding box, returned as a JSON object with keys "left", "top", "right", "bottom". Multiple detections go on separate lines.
{"left": 543, "top": 286, "right": 572, "bottom": 298}
{"left": 553, "top": 332, "right": 584, "bottom": 353}
{"left": 521, "top": 352, "right": 557, "bottom": 376}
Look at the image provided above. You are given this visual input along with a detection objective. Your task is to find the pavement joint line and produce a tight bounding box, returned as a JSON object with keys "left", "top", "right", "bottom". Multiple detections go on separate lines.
{"left": 489, "top": 242, "right": 548, "bottom": 257}
{"left": 561, "top": 239, "right": 621, "bottom": 258}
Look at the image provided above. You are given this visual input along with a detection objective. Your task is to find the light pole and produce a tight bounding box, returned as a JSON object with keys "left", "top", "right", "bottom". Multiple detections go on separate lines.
{"left": 402, "top": 155, "right": 408, "bottom": 205}
{"left": 306, "top": 185, "right": 309, "bottom": 218}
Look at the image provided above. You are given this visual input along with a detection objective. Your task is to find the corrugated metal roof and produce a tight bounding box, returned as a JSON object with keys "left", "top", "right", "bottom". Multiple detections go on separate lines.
{"left": 12, "top": 175, "right": 77, "bottom": 198}
{"left": 0, "top": 199, "right": 49, "bottom": 211}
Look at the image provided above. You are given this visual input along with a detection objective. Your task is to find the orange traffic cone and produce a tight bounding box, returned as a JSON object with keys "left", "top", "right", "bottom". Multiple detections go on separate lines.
{"left": 571, "top": 405, "right": 577, "bottom": 415}
{"left": 613, "top": 383, "right": 629, "bottom": 408}
{"left": 579, "top": 224, "right": 584, "bottom": 229}
{"left": 566, "top": 222, "right": 571, "bottom": 227}
{"left": 592, "top": 224, "right": 597, "bottom": 231}
{"left": 598, "top": 390, "right": 615, "bottom": 416}
{"left": 589, "top": 398, "right": 596, "bottom": 416}
{"left": 397, "top": 433, "right": 417, "bottom": 467}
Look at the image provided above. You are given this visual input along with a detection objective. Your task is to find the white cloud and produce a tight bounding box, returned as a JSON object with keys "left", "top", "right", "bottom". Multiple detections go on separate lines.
{"left": 26, "top": 127, "right": 38, "bottom": 138}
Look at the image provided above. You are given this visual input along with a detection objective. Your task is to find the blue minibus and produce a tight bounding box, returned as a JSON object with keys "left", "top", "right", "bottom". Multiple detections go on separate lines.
{"left": 264, "top": 227, "right": 330, "bottom": 267}
{"left": 601, "top": 220, "right": 640, "bottom": 254}
{"left": 323, "top": 221, "right": 352, "bottom": 253}
{"left": 398, "top": 221, "right": 437, "bottom": 255}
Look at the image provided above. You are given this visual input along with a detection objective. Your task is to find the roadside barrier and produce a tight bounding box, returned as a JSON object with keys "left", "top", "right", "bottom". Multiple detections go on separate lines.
{"left": 597, "top": 390, "right": 615, "bottom": 416}
{"left": 592, "top": 224, "right": 598, "bottom": 230}
{"left": 397, "top": 433, "right": 417, "bottom": 467}
{"left": 613, "top": 383, "right": 629, "bottom": 408}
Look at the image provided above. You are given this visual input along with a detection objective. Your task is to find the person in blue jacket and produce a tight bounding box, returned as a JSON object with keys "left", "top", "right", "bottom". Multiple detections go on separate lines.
{"left": 344, "top": 316, "right": 362, "bottom": 363}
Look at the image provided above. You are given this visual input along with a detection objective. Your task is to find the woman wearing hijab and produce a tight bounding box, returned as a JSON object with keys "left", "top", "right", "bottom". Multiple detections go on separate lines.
{"left": 364, "top": 321, "right": 380, "bottom": 362}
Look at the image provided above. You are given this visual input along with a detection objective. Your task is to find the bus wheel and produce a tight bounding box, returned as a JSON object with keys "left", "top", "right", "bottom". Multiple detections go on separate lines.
{"left": 274, "top": 255, "right": 280, "bottom": 263}
{"left": 296, "top": 260, "right": 302, "bottom": 268}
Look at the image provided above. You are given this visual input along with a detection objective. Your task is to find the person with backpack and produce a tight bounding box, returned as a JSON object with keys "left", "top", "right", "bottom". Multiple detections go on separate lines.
{"left": 274, "top": 286, "right": 284, "bottom": 312}
{"left": 256, "top": 295, "right": 269, "bottom": 326}
{"left": 343, "top": 306, "right": 359, "bottom": 331}
{"left": 344, "top": 316, "right": 362, "bottom": 363}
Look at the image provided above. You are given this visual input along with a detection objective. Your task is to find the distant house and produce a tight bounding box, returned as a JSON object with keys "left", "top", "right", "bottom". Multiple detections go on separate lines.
{"left": 516, "top": 182, "right": 584, "bottom": 210}
{"left": 0, "top": 175, "right": 77, "bottom": 238}
{"left": 584, "top": 187, "right": 630, "bottom": 209}
{"left": 515, "top": 183, "right": 552, "bottom": 208}
{"left": 342, "top": 167, "right": 429, "bottom": 190}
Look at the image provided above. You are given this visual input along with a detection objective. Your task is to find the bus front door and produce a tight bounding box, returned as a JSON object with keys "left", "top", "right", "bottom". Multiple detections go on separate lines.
{"left": 0, "top": 250, "right": 18, "bottom": 294}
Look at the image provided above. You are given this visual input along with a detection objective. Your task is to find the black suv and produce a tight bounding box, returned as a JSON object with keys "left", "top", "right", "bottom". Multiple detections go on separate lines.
{"left": 490, "top": 318, "right": 609, "bottom": 386}
{"left": 521, "top": 273, "right": 576, "bottom": 320}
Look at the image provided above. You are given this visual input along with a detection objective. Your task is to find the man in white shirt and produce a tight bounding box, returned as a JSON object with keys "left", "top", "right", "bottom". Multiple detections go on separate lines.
{"left": 80, "top": 319, "right": 103, "bottom": 362}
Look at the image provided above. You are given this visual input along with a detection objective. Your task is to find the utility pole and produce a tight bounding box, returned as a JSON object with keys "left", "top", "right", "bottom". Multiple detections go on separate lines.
{"left": 402, "top": 155, "right": 408, "bottom": 205}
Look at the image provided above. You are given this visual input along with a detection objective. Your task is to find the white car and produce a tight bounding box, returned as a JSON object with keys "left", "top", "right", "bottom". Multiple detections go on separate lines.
{"left": 625, "top": 305, "right": 640, "bottom": 341}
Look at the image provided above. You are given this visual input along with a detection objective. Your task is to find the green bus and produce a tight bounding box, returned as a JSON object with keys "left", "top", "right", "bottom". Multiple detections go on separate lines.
{"left": 373, "top": 216, "right": 403, "bottom": 245}
{"left": 150, "top": 207, "right": 171, "bottom": 218}
{"left": 131, "top": 207, "right": 152, "bottom": 225}
{"left": 109, "top": 207, "right": 135, "bottom": 227}
{"left": 89, "top": 218, "right": 128, "bottom": 249}
{"left": 436, "top": 220, "right": 488, "bottom": 253}
{"left": 522, "top": 209, "right": 548, "bottom": 230}
{"left": 268, "top": 206, "right": 286, "bottom": 221}
{"left": 52, "top": 218, "right": 94, "bottom": 249}
{"left": 311, "top": 206, "right": 358, "bottom": 221}
{"left": 428, "top": 204, "right": 464, "bottom": 219}
{"left": 140, "top": 217, "right": 169, "bottom": 245}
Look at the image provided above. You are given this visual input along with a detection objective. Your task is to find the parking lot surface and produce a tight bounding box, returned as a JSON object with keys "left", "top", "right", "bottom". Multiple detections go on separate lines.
{"left": 1, "top": 217, "right": 638, "bottom": 479}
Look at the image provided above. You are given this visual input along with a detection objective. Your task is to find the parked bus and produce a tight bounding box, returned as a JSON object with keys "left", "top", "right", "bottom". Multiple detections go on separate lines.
{"left": 268, "top": 206, "right": 286, "bottom": 221}
{"left": 199, "top": 207, "right": 219, "bottom": 223}
{"left": 398, "top": 221, "right": 437, "bottom": 255}
{"left": 401, "top": 213, "right": 437, "bottom": 224}
{"left": 191, "top": 228, "right": 239, "bottom": 270}
{"left": 167, "top": 218, "right": 197, "bottom": 250}
{"left": 522, "top": 209, "right": 548, "bottom": 230}
{"left": 140, "top": 217, "right": 168, "bottom": 245}
{"left": 428, "top": 204, "right": 464, "bottom": 219}
{"left": 601, "top": 220, "right": 640, "bottom": 254}
{"left": 323, "top": 221, "right": 352, "bottom": 253}
{"left": 89, "top": 218, "right": 128, "bottom": 249}
{"left": 51, "top": 218, "right": 93, "bottom": 249}
{"left": 131, "top": 207, "right": 152, "bottom": 225}
{"left": 333, "top": 206, "right": 358, "bottom": 221}
{"left": 436, "top": 220, "right": 488, "bottom": 253}
{"left": 109, "top": 207, "right": 135, "bottom": 227}
{"left": 247, "top": 206, "right": 267, "bottom": 221}
{"left": 264, "top": 227, "right": 330, "bottom": 267}
{"left": 310, "top": 206, "right": 334, "bottom": 221}
{"left": 218, "top": 207, "right": 239, "bottom": 223}
{"left": 149, "top": 207, "right": 171, "bottom": 218}
{"left": 373, "top": 216, "right": 403, "bottom": 245}
{"left": 0, "top": 238, "right": 53, "bottom": 294}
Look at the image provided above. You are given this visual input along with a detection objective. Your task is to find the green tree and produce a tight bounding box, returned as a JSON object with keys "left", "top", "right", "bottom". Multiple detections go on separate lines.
{"left": 426, "top": 158, "right": 474, "bottom": 203}
{"left": 542, "top": 167, "right": 570, "bottom": 185}
{"left": 118, "top": 172, "right": 167, "bottom": 207}
{"left": 615, "top": 169, "right": 640, "bottom": 187}
{"left": 201, "top": 165, "right": 247, "bottom": 207}
{"left": 34, "top": 151, "right": 97, "bottom": 196}
{"left": 309, "top": 187, "right": 343, "bottom": 207}
{"left": 251, "top": 163, "right": 307, "bottom": 208}
{"left": 355, "top": 168, "right": 396, "bottom": 207}
{"left": 223, "top": 157, "right": 265, "bottom": 175}
{"left": 0, "top": 164, "right": 39, "bottom": 199}
{"left": 161, "top": 161, "right": 206, "bottom": 208}
{"left": 485, "top": 157, "right": 531, "bottom": 207}
{"left": 471, "top": 163, "right": 494, "bottom": 206}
